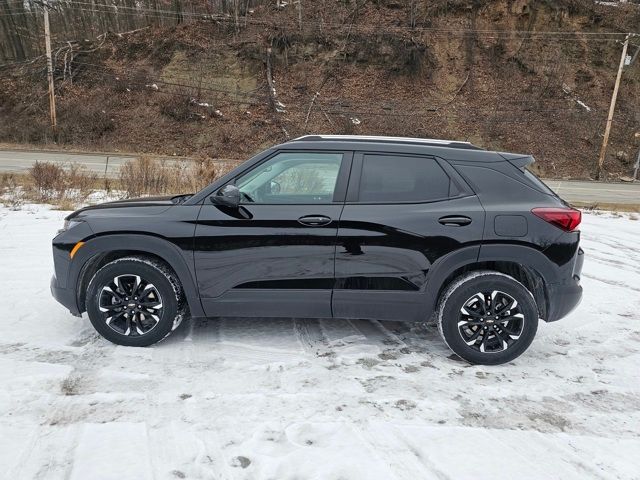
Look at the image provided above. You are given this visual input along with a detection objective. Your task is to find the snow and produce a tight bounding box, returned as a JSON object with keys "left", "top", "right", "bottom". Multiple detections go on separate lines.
{"left": 562, "top": 84, "right": 592, "bottom": 112}
{"left": 595, "top": 0, "right": 629, "bottom": 6}
{"left": 275, "top": 99, "right": 287, "bottom": 113}
{"left": 191, "top": 99, "right": 211, "bottom": 108}
{"left": 576, "top": 99, "right": 591, "bottom": 112}
{"left": 0, "top": 204, "right": 639, "bottom": 479}
{"left": 70, "top": 423, "right": 153, "bottom": 480}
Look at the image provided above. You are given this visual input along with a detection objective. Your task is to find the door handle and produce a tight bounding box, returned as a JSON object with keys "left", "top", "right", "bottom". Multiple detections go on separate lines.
{"left": 438, "top": 215, "right": 472, "bottom": 226}
{"left": 298, "top": 215, "right": 332, "bottom": 226}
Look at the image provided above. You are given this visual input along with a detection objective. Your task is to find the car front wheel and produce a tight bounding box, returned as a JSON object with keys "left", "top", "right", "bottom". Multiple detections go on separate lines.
{"left": 86, "top": 256, "right": 187, "bottom": 346}
{"left": 436, "top": 271, "right": 539, "bottom": 365}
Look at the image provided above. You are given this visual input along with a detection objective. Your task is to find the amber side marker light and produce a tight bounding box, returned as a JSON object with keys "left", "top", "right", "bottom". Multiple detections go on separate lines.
{"left": 69, "top": 241, "right": 85, "bottom": 259}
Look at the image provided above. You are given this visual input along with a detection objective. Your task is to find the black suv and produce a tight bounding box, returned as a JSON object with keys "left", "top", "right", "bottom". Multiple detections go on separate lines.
{"left": 51, "top": 135, "right": 583, "bottom": 364}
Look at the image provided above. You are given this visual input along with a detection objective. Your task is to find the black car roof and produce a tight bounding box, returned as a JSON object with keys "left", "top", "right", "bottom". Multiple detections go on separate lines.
{"left": 278, "top": 135, "right": 521, "bottom": 163}
{"left": 292, "top": 135, "right": 482, "bottom": 150}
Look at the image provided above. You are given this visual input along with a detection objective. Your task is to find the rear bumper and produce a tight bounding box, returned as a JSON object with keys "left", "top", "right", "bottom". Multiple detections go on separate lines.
{"left": 545, "top": 246, "right": 584, "bottom": 322}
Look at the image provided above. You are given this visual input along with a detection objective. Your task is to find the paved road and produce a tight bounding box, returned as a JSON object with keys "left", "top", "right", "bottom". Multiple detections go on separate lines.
{"left": 545, "top": 180, "right": 640, "bottom": 206}
{"left": 0, "top": 149, "right": 137, "bottom": 177}
{"left": 1, "top": 149, "right": 639, "bottom": 204}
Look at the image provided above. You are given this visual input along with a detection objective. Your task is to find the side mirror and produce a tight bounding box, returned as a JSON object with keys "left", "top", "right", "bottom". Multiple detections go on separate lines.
{"left": 210, "top": 184, "right": 240, "bottom": 208}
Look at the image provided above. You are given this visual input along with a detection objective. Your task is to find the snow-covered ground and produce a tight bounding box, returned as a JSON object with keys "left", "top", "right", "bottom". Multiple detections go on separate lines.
{"left": 0, "top": 204, "right": 639, "bottom": 480}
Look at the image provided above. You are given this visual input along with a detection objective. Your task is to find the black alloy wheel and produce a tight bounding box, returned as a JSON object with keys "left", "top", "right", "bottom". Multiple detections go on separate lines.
{"left": 457, "top": 290, "right": 525, "bottom": 354}
{"left": 437, "top": 271, "right": 539, "bottom": 365}
{"left": 86, "top": 256, "right": 186, "bottom": 347}
{"left": 98, "top": 274, "right": 164, "bottom": 337}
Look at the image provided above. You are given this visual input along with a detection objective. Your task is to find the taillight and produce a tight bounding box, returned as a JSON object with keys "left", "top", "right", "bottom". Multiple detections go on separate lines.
{"left": 531, "top": 207, "right": 581, "bottom": 231}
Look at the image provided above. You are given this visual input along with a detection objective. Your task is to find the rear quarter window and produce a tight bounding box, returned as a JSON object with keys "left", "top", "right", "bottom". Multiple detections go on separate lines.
{"left": 521, "top": 167, "right": 557, "bottom": 196}
{"left": 359, "top": 154, "right": 452, "bottom": 203}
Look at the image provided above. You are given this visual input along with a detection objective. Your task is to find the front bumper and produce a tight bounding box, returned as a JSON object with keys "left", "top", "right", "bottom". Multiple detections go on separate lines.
{"left": 51, "top": 274, "right": 81, "bottom": 316}
{"left": 51, "top": 220, "right": 94, "bottom": 317}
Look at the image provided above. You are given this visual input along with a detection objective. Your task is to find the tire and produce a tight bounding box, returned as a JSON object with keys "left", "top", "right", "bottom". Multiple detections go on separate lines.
{"left": 436, "top": 270, "right": 538, "bottom": 365}
{"left": 86, "top": 256, "right": 187, "bottom": 347}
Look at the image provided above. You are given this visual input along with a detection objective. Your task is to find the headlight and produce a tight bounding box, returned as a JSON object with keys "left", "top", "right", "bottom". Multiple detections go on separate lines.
{"left": 62, "top": 219, "right": 83, "bottom": 231}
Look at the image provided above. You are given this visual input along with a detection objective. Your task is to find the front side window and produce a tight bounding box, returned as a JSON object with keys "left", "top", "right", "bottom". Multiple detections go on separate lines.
{"left": 358, "top": 154, "right": 451, "bottom": 202}
{"left": 236, "top": 152, "right": 343, "bottom": 204}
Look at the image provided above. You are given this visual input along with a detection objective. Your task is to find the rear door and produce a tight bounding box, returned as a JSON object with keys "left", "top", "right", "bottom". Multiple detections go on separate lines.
{"left": 194, "top": 150, "right": 352, "bottom": 318}
{"left": 333, "top": 151, "right": 484, "bottom": 321}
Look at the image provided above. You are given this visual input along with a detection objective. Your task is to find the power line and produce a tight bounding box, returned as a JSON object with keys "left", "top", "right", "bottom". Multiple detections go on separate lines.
{"left": 6, "top": 70, "right": 637, "bottom": 128}
{"left": 69, "top": 60, "right": 267, "bottom": 98}
{"left": 65, "top": 61, "right": 578, "bottom": 110}
{"left": 45, "top": 2, "right": 639, "bottom": 36}
{"left": 7, "top": 7, "right": 627, "bottom": 48}
{"left": 0, "top": 56, "right": 45, "bottom": 68}
{"left": 0, "top": 10, "right": 40, "bottom": 16}
{"left": 1, "top": 3, "right": 636, "bottom": 39}
{"left": 6, "top": 54, "right": 637, "bottom": 122}
{"left": 51, "top": 63, "right": 638, "bottom": 122}
{"left": 73, "top": 66, "right": 580, "bottom": 108}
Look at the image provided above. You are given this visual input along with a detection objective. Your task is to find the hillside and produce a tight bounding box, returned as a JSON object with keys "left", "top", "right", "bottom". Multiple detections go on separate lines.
{"left": 1, "top": 0, "right": 639, "bottom": 178}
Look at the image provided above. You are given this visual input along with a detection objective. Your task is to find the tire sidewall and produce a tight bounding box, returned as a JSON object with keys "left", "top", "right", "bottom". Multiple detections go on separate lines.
{"left": 86, "top": 258, "right": 179, "bottom": 347}
{"left": 439, "top": 273, "right": 539, "bottom": 365}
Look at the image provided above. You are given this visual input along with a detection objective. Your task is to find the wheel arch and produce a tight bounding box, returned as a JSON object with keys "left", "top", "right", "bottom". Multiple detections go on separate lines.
{"left": 72, "top": 234, "right": 204, "bottom": 317}
{"left": 426, "top": 244, "right": 554, "bottom": 321}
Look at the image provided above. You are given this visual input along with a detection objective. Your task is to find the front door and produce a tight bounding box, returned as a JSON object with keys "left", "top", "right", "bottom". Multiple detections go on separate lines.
{"left": 194, "top": 150, "right": 352, "bottom": 318}
{"left": 333, "top": 152, "right": 485, "bottom": 321}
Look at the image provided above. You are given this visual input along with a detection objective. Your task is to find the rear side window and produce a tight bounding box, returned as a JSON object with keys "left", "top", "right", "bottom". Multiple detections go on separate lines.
{"left": 358, "top": 154, "right": 451, "bottom": 202}
{"left": 522, "top": 167, "right": 556, "bottom": 196}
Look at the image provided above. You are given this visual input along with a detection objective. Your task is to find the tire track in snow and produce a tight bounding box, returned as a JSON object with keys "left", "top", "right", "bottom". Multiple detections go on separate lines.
{"left": 352, "top": 422, "right": 445, "bottom": 480}
{"left": 293, "top": 318, "right": 330, "bottom": 356}
{"left": 5, "top": 423, "right": 80, "bottom": 480}
{"left": 349, "top": 319, "right": 403, "bottom": 347}
{"left": 6, "top": 327, "right": 121, "bottom": 479}
{"left": 154, "top": 316, "right": 222, "bottom": 366}
{"left": 0, "top": 341, "right": 79, "bottom": 365}
{"left": 581, "top": 273, "right": 640, "bottom": 292}
{"left": 317, "top": 317, "right": 364, "bottom": 345}
{"left": 216, "top": 317, "right": 306, "bottom": 363}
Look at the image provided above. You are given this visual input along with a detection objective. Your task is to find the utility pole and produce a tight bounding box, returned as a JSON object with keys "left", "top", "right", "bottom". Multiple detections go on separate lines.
{"left": 43, "top": 4, "right": 57, "bottom": 133}
{"left": 595, "top": 34, "right": 630, "bottom": 180}
{"left": 634, "top": 132, "right": 640, "bottom": 182}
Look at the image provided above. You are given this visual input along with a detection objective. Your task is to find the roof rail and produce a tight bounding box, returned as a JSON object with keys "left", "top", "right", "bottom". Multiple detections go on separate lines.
{"left": 291, "top": 135, "right": 483, "bottom": 150}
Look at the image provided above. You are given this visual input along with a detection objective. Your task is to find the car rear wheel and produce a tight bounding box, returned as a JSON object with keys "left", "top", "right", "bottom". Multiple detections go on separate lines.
{"left": 86, "top": 256, "right": 186, "bottom": 346}
{"left": 436, "top": 271, "right": 539, "bottom": 365}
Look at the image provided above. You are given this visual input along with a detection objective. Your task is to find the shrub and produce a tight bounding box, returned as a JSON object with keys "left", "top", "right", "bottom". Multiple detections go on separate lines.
{"left": 30, "top": 161, "right": 65, "bottom": 201}
{"left": 158, "top": 94, "right": 194, "bottom": 121}
{"left": 118, "top": 157, "right": 232, "bottom": 198}
{"left": 119, "top": 156, "right": 172, "bottom": 198}
{"left": 56, "top": 94, "right": 115, "bottom": 145}
{"left": 28, "top": 161, "right": 97, "bottom": 207}
{"left": 0, "top": 173, "right": 25, "bottom": 210}
{"left": 64, "top": 164, "right": 98, "bottom": 204}
{"left": 188, "top": 158, "right": 219, "bottom": 191}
